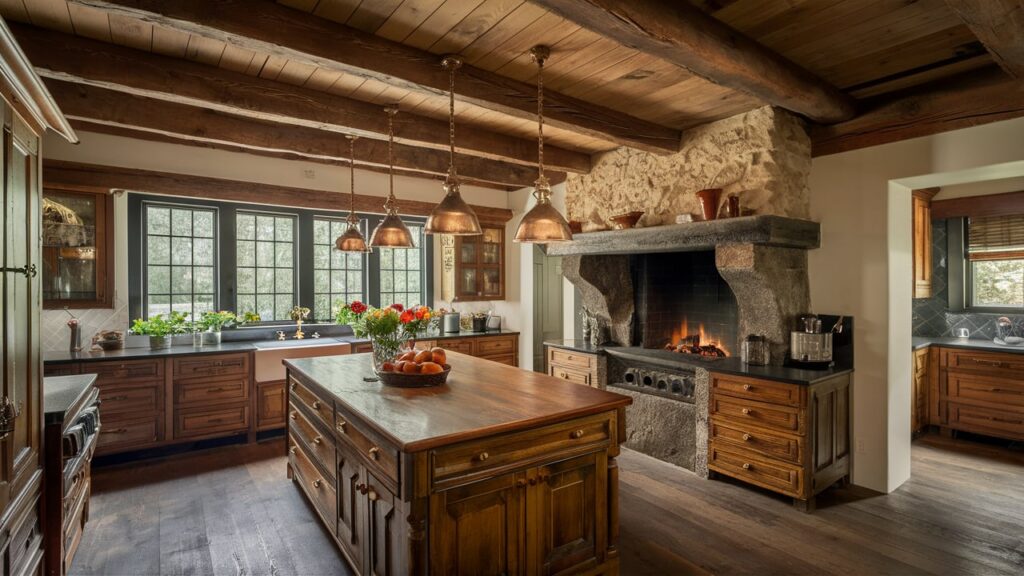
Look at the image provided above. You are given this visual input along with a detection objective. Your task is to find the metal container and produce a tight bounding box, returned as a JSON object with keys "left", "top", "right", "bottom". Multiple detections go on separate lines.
{"left": 443, "top": 313, "right": 461, "bottom": 333}
{"left": 471, "top": 316, "right": 487, "bottom": 332}
{"left": 789, "top": 332, "right": 833, "bottom": 363}
{"left": 741, "top": 335, "right": 770, "bottom": 366}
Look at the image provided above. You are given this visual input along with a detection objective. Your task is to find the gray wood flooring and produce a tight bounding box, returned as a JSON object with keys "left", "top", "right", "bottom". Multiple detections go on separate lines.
{"left": 70, "top": 434, "right": 1024, "bottom": 575}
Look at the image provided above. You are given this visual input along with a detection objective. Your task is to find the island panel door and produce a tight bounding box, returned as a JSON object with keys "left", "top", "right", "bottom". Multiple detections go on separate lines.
{"left": 336, "top": 444, "right": 364, "bottom": 570}
{"left": 365, "top": 470, "right": 397, "bottom": 576}
{"left": 429, "top": 470, "right": 526, "bottom": 576}
{"left": 532, "top": 452, "right": 605, "bottom": 575}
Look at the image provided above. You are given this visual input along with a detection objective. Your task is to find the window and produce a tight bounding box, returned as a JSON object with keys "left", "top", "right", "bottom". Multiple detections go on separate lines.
{"left": 378, "top": 223, "right": 425, "bottom": 308}
{"left": 143, "top": 203, "right": 217, "bottom": 319}
{"left": 312, "top": 218, "right": 366, "bottom": 321}
{"left": 236, "top": 212, "right": 297, "bottom": 321}
{"left": 967, "top": 215, "right": 1024, "bottom": 310}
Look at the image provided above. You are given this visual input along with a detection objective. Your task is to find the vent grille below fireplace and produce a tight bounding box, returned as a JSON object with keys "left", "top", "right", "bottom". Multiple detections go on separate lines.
{"left": 614, "top": 366, "right": 696, "bottom": 403}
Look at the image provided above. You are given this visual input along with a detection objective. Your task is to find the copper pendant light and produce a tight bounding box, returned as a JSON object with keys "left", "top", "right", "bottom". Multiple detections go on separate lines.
{"left": 425, "top": 55, "right": 482, "bottom": 236}
{"left": 335, "top": 135, "right": 371, "bottom": 253}
{"left": 369, "top": 105, "right": 416, "bottom": 249}
{"left": 514, "top": 45, "right": 573, "bottom": 244}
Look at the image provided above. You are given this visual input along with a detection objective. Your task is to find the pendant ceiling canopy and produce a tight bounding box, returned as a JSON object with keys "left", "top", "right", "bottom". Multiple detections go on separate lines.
{"left": 335, "top": 134, "right": 371, "bottom": 253}
{"left": 425, "top": 55, "right": 482, "bottom": 236}
{"left": 370, "top": 104, "right": 416, "bottom": 249}
{"left": 514, "top": 45, "right": 573, "bottom": 244}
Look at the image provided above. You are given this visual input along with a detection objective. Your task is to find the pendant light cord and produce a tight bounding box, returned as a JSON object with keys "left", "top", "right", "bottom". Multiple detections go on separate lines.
{"left": 536, "top": 53, "right": 545, "bottom": 181}
{"left": 348, "top": 136, "right": 356, "bottom": 218}
{"left": 448, "top": 59, "right": 457, "bottom": 179}
{"left": 386, "top": 105, "right": 397, "bottom": 212}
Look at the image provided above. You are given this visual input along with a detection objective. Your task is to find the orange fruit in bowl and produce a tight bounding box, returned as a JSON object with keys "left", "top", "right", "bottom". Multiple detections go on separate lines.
{"left": 402, "top": 361, "right": 421, "bottom": 374}
{"left": 414, "top": 349, "right": 433, "bottom": 364}
{"left": 393, "top": 361, "right": 406, "bottom": 372}
{"left": 399, "top": 350, "right": 417, "bottom": 362}
{"left": 381, "top": 361, "right": 395, "bottom": 372}
{"left": 419, "top": 361, "right": 443, "bottom": 374}
{"left": 431, "top": 347, "right": 447, "bottom": 365}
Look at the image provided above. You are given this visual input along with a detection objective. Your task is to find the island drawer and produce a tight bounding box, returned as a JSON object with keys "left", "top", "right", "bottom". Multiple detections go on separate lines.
{"left": 289, "top": 406, "right": 336, "bottom": 481}
{"left": 175, "top": 376, "right": 250, "bottom": 406}
{"left": 88, "top": 358, "right": 163, "bottom": 383}
{"left": 290, "top": 377, "right": 334, "bottom": 429}
{"left": 97, "top": 414, "right": 163, "bottom": 453}
{"left": 941, "top": 348, "right": 1024, "bottom": 376}
{"left": 334, "top": 410, "right": 398, "bottom": 484}
{"left": 174, "top": 403, "right": 249, "bottom": 439}
{"left": 709, "top": 445, "right": 802, "bottom": 498}
{"left": 97, "top": 382, "right": 163, "bottom": 415}
{"left": 430, "top": 413, "right": 612, "bottom": 488}
{"left": 711, "top": 395, "right": 803, "bottom": 435}
{"left": 710, "top": 420, "right": 801, "bottom": 465}
{"left": 173, "top": 352, "right": 249, "bottom": 380}
{"left": 711, "top": 374, "right": 802, "bottom": 407}
{"left": 549, "top": 348, "right": 594, "bottom": 370}
{"left": 947, "top": 372, "right": 1024, "bottom": 410}
{"left": 289, "top": 435, "right": 337, "bottom": 531}
{"left": 947, "top": 402, "right": 1024, "bottom": 440}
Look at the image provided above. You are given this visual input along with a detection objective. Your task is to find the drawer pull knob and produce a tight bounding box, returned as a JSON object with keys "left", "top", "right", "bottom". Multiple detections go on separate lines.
{"left": 290, "top": 411, "right": 297, "bottom": 420}
{"left": 337, "top": 421, "right": 347, "bottom": 433}
{"left": 559, "top": 372, "right": 567, "bottom": 379}
{"left": 741, "top": 408, "right": 752, "bottom": 415}
{"left": 313, "top": 436, "right": 322, "bottom": 445}
{"left": 312, "top": 400, "right": 322, "bottom": 410}
{"left": 567, "top": 355, "right": 574, "bottom": 360}
{"left": 368, "top": 446, "right": 380, "bottom": 460}
{"left": 289, "top": 446, "right": 296, "bottom": 454}
{"left": 742, "top": 463, "right": 751, "bottom": 470}
{"left": 571, "top": 429, "right": 584, "bottom": 439}
{"left": 356, "top": 483, "right": 367, "bottom": 494}
{"left": 367, "top": 489, "right": 379, "bottom": 502}
{"left": 477, "top": 451, "right": 490, "bottom": 462}
{"left": 742, "top": 433, "right": 751, "bottom": 441}
{"left": 289, "top": 382, "right": 296, "bottom": 391}
{"left": 516, "top": 478, "right": 527, "bottom": 488}
{"left": 312, "top": 479, "right": 322, "bottom": 489}
{"left": 742, "top": 384, "right": 752, "bottom": 391}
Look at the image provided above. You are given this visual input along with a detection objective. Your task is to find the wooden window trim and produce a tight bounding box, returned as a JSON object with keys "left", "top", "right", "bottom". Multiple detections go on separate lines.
{"left": 42, "top": 187, "right": 115, "bottom": 309}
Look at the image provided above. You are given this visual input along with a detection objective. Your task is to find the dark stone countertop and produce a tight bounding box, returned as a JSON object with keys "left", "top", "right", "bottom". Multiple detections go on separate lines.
{"left": 912, "top": 336, "right": 1024, "bottom": 354}
{"left": 44, "top": 374, "right": 97, "bottom": 425}
{"left": 543, "top": 340, "right": 608, "bottom": 354}
{"left": 605, "top": 347, "right": 851, "bottom": 386}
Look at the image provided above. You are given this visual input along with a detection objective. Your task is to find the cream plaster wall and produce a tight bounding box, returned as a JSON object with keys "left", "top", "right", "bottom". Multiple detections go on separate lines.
{"left": 808, "top": 116, "right": 1024, "bottom": 493}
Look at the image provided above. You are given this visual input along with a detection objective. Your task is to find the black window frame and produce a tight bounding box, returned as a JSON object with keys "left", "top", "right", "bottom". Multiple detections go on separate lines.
{"left": 128, "top": 193, "right": 433, "bottom": 323}
{"left": 952, "top": 217, "right": 1024, "bottom": 314}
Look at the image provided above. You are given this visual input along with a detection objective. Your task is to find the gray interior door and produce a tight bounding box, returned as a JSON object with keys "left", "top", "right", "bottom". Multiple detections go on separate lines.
{"left": 532, "top": 246, "right": 563, "bottom": 372}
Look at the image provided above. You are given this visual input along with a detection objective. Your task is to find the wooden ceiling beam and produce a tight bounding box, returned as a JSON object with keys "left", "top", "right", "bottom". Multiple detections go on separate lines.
{"left": 9, "top": 23, "right": 589, "bottom": 174}
{"left": 66, "top": 0, "right": 681, "bottom": 153}
{"left": 47, "top": 79, "right": 548, "bottom": 189}
{"left": 811, "top": 67, "right": 1024, "bottom": 157}
{"left": 945, "top": 0, "right": 1024, "bottom": 80}
{"left": 42, "top": 159, "right": 515, "bottom": 222}
{"left": 528, "top": 0, "right": 857, "bottom": 124}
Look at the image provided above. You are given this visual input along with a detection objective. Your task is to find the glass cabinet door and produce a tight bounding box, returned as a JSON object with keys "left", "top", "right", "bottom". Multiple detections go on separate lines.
{"left": 453, "top": 225, "right": 505, "bottom": 301}
{"left": 42, "top": 188, "right": 114, "bottom": 308}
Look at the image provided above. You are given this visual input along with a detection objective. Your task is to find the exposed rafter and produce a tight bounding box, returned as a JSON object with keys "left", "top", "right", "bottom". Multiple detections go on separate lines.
{"left": 945, "top": 0, "right": 1024, "bottom": 80}
{"left": 67, "top": 0, "right": 682, "bottom": 153}
{"left": 47, "top": 80, "right": 548, "bottom": 188}
{"left": 528, "top": 0, "right": 857, "bottom": 124}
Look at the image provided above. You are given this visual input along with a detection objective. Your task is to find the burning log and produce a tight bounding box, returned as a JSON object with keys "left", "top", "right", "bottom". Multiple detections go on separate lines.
{"left": 663, "top": 335, "right": 728, "bottom": 357}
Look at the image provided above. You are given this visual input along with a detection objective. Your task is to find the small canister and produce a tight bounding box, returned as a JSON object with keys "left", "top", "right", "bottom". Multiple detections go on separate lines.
{"left": 741, "top": 334, "right": 770, "bottom": 366}
{"left": 443, "top": 312, "right": 461, "bottom": 333}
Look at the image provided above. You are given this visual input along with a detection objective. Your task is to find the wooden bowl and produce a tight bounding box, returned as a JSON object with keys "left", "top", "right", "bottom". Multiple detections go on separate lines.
{"left": 376, "top": 364, "right": 451, "bottom": 387}
{"left": 609, "top": 211, "right": 644, "bottom": 229}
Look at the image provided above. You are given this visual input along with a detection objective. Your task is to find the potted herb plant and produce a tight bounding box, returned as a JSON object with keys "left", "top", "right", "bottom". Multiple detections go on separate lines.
{"left": 130, "top": 312, "right": 190, "bottom": 350}
{"left": 200, "top": 310, "right": 236, "bottom": 345}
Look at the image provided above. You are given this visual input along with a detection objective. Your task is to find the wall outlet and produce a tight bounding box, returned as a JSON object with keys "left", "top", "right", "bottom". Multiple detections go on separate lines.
{"left": 856, "top": 439, "right": 865, "bottom": 453}
{"left": 302, "top": 169, "right": 316, "bottom": 179}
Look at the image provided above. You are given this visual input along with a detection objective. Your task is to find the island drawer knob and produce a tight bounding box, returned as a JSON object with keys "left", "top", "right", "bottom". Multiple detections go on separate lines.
{"left": 312, "top": 479, "right": 322, "bottom": 489}
{"left": 313, "top": 436, "right": 322, "bottom": 445}
{"left": 368, "top": 446, "right": 380, "bottom": 460}
{"left": 571, "top": 429, "right": 584, "bottom": 439}
{"left": 312, "top": 400, "right": 322, "bottom": 409}
{"left": 337, "top": 421, "right": 347, "bottom": 433}
{"left": 742, "top": 433, "right": 751, "bottom": 441}
{"left": 290, "top": 411, "right": 297, "bottom": 420}
{"left": 742, "top": 384, "right": 752, "bottom": 391}
{"left": 477, "top": 452, "right": 489, "bottom": 462}
{"left": 289, "top": 446, "right": 296, "bottom": 454}
{"left": 741, "top": 408, "right": 751, "bottom": 415}
{"left": 742, "top": 463, "right": 752, "bottom": 470}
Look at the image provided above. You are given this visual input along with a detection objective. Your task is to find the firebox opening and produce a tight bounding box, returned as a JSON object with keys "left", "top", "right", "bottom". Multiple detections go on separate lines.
{"left": 634, "top": 250, "right": 738, "bottom": 357}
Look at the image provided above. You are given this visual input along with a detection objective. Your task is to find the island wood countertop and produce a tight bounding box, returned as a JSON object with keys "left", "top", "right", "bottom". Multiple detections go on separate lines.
{"left": 284, "top": 351, "right": 632, "bottom": 453}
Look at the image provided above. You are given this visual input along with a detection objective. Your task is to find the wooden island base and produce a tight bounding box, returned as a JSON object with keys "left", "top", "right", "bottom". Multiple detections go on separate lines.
{"left": 284, "top": 352, "right": 631, "bottom": 575}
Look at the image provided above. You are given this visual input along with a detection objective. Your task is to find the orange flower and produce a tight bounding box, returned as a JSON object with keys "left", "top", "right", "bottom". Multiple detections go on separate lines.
{"left": 400, "top": 310, "right": 414, "bottom": 324}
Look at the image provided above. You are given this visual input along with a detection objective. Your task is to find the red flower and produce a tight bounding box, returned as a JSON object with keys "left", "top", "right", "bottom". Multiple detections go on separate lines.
{"left": 349, "top": 301, "right": 367, "bottom": 314}
{"left": 399, "top": 310, "right": 414, "bottom": 324}
{"left": 414, "top": 307, "right": 426, "bottom": 320}
{"left": 390, "top": 303, "right": 404, "bottom": 312}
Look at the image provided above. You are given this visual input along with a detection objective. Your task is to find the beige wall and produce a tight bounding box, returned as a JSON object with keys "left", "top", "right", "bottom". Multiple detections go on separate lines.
{"left": 808, "top": 116, "right": 1024, "bottom": 493}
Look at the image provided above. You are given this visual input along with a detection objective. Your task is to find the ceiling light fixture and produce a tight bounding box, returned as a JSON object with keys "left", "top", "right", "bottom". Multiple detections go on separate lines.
{"left": 335, "top": 134, "right": 371, "bottom": 253}
{"left": 514, "top": 45, "right": 573, "bottom": 244}
{"left": 369, "top": 104, "right": 416, "bottom": 249}
{"left": 425, "top": 55, "right": 482, "bottom": 236}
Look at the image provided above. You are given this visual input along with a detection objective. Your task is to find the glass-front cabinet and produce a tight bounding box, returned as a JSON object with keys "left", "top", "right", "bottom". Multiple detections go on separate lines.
{"left": 42, "top": 188, "right": 114, "bottom": 308}
{"left": 453, "top": 225, "right": 505, "bottom": 301}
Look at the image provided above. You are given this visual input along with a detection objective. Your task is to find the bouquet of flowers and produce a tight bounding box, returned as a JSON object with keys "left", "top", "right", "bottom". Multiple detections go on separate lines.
{"left": 336, "top": 300, "right": 369, "bottom": 334}
{"left": 347, "top": 303, "right": 433, "bottom": 369}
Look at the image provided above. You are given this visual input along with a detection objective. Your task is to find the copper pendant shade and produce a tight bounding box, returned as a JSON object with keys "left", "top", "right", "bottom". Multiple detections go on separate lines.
{"left": 335, "top": 135, "right": 371, "bottom": 253}
{"left": 514, "top": 45, "right": 573, "bottom": 244}
{"left": 370, "top": 105, "right": 416, "bottom": 249}
{"left": 425, "top": 55, "right": 482, "bottom": 236}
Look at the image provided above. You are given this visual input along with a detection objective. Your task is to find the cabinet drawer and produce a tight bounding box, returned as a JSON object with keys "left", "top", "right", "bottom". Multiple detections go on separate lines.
{"left": 711, "top": 374, "right": 801, "bottom": 407}
{"left": 710, "top": 446, "right": 802, "bottom": 498}
{"left": 710, "top": 420, "right": 801, "bottom": 465}
{"left": 475, "top": 336, "right": 514, "bottom": 356}
{"left": 98, "top": 414, "right": 163, "bottom": 452}
{"left": 289, "top": 406, "right": 336, "bottom": 481}
{"left": 334, "top": 410, "right": 399, "bottom": 484}
{"left": 443, "top": 339, "right": 474, "bottom": 355}
{"left": 88, "top": 358, "right": 163, "bottom": 383}
{"left": 943, "top": 348, "right": 1024, "bottom": 376}
{"left": 44, "top": 363, "right": 79, "bottom": 377}
{"left": 549, "top": 348, "right": 594, "bottom": 370}
{"left": 289, "top": 377, "right": 333, "bottom": 429}
{"left": 174, "top": 403, "right": 249, "bottom": 439}
{"left": 175, "top": 376, "right": 249, "bottom": 406}
{"left": 948, "top": 402, "right": 1024, "bottom": 440}
{"left": 431, "top": 414, "right": 611, "bottom": 488}
{"left": 550, "top": 366, "right": 592, "bottom": 386}
{"left": 948, "top": 373, "right": 1024, "bottom": 410}
{"left": 289, "top": 436, "right": 337, "bottom": 529}
{"left": 173, "top": 352, "right": 249, "bottom": 380}
{"left": 711, "top": 395, "right": 802, "bottom": 434}
{"left": 98, "top": 382, "right": 163, "bottom": 414}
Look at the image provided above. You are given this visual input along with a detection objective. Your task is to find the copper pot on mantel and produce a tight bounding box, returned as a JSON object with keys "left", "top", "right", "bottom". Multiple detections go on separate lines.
{"left": 695, "top": 188, "right": 722, "bottom": 221}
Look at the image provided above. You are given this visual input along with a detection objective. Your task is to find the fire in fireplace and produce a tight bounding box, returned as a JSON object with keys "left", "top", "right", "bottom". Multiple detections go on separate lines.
{"left": 663, "top": 316, "right": 729, "bottom": 357}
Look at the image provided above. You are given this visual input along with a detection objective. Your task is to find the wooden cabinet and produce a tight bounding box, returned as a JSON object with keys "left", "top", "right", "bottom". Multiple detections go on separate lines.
{"left": 911, "top": 347, "right": 931, "bottom": 435}
{"left": 912, "top": 188, "right": 938, "bottom": 298}
{"left": 41, "top": 188, "right": 114, "bottom": 310}
{"left": 547, "top": 346, "right": 603, "bottom": 387}
{"left": 92, "top": 358, "right": 165, "bottom": 455}
{"left": 937, "top": 347, "right": 1024, "bottom": 441}
{"left": 708, "top": 372, "right": 851, "bottom": 511}
{"left": 440, "top": 225, "right": 505, "bottom": 302}
{"left": 423, "top": 333, "right": 518, "bottom": 367}
{"left": 257, "top": 381, "right": 286, "bottom": 431}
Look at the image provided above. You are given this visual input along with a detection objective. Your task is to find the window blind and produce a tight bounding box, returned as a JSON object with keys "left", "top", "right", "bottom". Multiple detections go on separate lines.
{"left": 967, "top": 215, "right": 1024, "bottom": 260}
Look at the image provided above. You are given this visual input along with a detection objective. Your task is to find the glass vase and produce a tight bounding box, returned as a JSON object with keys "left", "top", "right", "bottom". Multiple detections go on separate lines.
{"left": 203, "top": 328, "right": 222, "bottom": 346}
{"left": 370, "top": 333, "right": 405, "bottom": 372}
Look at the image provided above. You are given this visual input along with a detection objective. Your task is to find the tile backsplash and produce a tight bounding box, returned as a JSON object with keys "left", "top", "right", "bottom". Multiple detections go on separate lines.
{"left": 42, "top": 302, "right": 129, "bottom": 352}
{"left": 913, "top": 219, "right": 1024, "bottom": 339}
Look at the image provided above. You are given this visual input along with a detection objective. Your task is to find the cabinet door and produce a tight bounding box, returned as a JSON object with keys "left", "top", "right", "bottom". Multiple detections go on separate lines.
{"left": 911, "top": 190, "right": 936, "bottom": 298}
{"left": 430, "top": 471, "right": 525, "bottom": 576}
{"left": 364, "top": 471, "right": 398, "bottom": 576}
{"left": 257, "top": 381, "right": 286, "bottom": 430}
{"left": 336, "top": 444, "right": 364, "bottom": 570}
{"left": 533, "top": 453, "right": 604, "bottom": 575}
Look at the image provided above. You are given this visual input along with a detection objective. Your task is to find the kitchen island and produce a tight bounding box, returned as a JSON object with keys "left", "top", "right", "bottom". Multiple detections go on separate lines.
{"left": 284, "top": 351, "right": 632, "bottom": 575}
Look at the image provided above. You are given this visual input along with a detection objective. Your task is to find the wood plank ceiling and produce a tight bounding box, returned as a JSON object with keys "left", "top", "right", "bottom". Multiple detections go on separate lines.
{"left": 0, "top": 0, "right": 1016, "bottom": 190}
